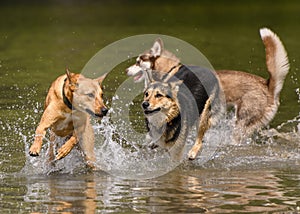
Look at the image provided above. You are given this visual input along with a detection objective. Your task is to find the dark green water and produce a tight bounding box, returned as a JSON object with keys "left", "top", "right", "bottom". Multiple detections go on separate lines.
{"left": 0, "top": 1, "right": 300, "bottom": 213}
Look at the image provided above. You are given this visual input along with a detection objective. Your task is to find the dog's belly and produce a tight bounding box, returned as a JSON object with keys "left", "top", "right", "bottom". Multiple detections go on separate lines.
{"left": 52, "top": 114, "right": 74, "bottom": 137}
{"left": 217, "top": 70, "right": 268, "bottom": 103}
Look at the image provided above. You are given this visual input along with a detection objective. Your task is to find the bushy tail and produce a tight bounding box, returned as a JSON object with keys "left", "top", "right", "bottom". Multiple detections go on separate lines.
{"left": 260, "top": 28, "right": 290, "bottom": 102}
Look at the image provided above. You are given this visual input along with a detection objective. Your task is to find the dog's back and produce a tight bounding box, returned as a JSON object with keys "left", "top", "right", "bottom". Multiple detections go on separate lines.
{"left": 166, "top": 65, "right": 224, "bottom": 127}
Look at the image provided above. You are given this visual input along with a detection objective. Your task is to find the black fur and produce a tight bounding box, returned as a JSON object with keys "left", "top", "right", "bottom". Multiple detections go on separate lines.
{"left": 164, "top": 65, "right": 219, "bottom": 127}
{"left": 145, "top": 65, "right": 220, "bottom": 144}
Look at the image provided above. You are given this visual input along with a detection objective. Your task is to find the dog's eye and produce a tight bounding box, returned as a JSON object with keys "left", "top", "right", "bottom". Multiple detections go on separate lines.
{"left": 144, "top": 92, "right": 149, "bottom": 97}
{"left": 155, "top": 93, "right": 163, "bottom": 98}
{"left": 87, "top": 93, "right": 95, "bottom": 98}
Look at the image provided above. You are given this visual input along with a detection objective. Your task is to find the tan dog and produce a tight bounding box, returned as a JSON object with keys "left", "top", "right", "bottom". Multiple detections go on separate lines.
{"left": 29, "top": 69, "right": 108, "bottom": 167}
{"left": 126, "top": 28, "right": 290, "bottom": 141}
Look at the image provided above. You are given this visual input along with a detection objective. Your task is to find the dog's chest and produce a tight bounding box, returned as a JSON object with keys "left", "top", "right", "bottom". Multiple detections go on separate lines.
{"left": 52, "top": 112, "right": 74, "bottom": 136}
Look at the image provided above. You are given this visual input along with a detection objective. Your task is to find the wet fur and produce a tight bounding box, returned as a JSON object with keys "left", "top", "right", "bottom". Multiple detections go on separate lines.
{"left": 142, "top": 66, "right": 224, "bottom": 160}
{"left": 127, "top": 28, "right": 290, "bottom": 141}
{"left": 29, "top": 69, "right": 108, "bottom": 168}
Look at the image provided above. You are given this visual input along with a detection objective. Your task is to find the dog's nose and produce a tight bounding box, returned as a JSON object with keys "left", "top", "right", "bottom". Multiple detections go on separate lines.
{"left": 142, "top": 101, "right": 150, "bottom": 109}
{"left": 101, "top": 107, "right": 108, "bottom": 116}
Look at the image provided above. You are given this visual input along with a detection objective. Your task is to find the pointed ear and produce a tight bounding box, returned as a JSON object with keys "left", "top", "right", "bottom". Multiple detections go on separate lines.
{"left": 96, "top": 72, "right": 107, "bottom": 86}
{"left": 66, "top": 68, "right": 77, "bottom": 90}
{"left": 144, "top": 70, "right": 154, "bottom": 89}
{"left": 66, "top": 68, "right": 72, "bottom": 81}
{"left": 150, "top": 38, "right": 163, "bottom": 57}
{"left": 169, "top": 80, "right": 183, "bottom": 93}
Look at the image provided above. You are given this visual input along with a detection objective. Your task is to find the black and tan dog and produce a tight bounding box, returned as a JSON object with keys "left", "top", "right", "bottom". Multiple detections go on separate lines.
{"left": 127, "top": 28, "right": 290, "bottom": 141}
{"left": 29, "top": 69, "right": 108, "bottom": 168}
{"left": 142, "top": 63, "right": 225, "bottom": 160}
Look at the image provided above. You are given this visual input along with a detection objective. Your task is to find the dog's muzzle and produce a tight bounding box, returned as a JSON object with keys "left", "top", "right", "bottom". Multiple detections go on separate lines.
{"left": 125, "top": 65, "right": 145, "bottom": 82}
{"left": 142, "top": 101, "right": 150, "bottom": 109}
{"left": 142, "top": 101, "right": 161, "bottom": 115}
{"left": 86, "top": 107, "right": 108, "bottom": 118}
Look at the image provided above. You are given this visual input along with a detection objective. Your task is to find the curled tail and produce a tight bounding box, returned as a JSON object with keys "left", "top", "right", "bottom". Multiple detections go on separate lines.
{"left": 260, "top": 28, "right": 290, "bottom": 103}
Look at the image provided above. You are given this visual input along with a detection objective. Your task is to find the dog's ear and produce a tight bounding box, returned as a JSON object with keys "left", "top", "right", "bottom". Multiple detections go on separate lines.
{"left": 144, "top": 70, "right": 154, "bottom": 89}
{"left": 169, "top": 80, "right": 183, "bottom": 93}
{"left": 96, "top": 73, "right": 107, "bottom": 86}
{"left": 150, "top": 38, "right": 163, "bottom": 57}
{"left": 66, "top": 68, "right": 78, "bottom": 90}
{"left": 66, "top": 68, "right": 72, "bottom": 80}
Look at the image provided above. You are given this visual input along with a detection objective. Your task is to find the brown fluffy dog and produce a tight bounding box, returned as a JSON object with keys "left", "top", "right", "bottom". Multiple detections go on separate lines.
{"left": 127, "top": 28, "right": 290, "bottom": 141}
{"left": 29, "top": 69, "right": 108, "bottom": 168}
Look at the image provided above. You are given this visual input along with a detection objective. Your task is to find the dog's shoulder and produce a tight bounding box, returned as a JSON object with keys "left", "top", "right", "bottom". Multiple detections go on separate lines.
{"left": 176, "top": 65, "right": 220, "bottom": 94}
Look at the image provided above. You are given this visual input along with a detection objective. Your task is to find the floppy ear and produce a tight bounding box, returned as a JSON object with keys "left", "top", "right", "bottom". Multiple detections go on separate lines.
{"left": 66, "top": 68, "right": 77, "bottom": 90}
{"left": 150, "top": 38, "right": 164, "bottom": 57}
{"left": 96, "top": 73, "right": 107, "bottom": 86}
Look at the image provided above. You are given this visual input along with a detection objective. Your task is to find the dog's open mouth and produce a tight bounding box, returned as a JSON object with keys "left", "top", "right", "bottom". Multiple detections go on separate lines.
{"left": 133, "top": 70, "right": 143, "bottom": 82}
{"left": 144, "top": 107, "right": 161, "bottom": 115}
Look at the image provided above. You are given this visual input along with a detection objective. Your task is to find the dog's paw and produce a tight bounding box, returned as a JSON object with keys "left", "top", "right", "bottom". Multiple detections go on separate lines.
{"left": 187, "top": 150, "right": 197, "bottom": 160}
{"left": 56, "top": 144, "right": 72, "bottom": 160}
{"left": 29, "top": 144, "right": 41, "bottom": 157}
{"left": 29, "top": 151, "right": 40, "bottom": 157}
{"left": 86, "top": 161, "right": 97, "bottom": 171}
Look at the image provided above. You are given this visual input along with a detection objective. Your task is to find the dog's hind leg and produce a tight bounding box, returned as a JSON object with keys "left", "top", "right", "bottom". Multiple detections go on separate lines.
{"left": 233, "top": 94, "right": 267, "bottom": 142}
{"left": 188, "top": 98, "right": 212, "bottom": 160}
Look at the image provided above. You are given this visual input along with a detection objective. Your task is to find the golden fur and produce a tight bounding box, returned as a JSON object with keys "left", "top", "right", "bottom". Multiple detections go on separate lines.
{"left": 29, "top": 69, "right": 107, "bottom": 168}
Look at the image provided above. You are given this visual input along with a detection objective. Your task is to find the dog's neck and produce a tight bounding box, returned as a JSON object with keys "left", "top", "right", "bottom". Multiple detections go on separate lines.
{"left": 146, "top": 112, "right": 182, "bottom": 145}
{"left": 62, "top": 78, "right": 74, "bottom": 110}
{"left": 164, "top": 114, "right": 181, "bottom": 144}
{"left": 153, "top": 50, "right": 181, "bottom": 74}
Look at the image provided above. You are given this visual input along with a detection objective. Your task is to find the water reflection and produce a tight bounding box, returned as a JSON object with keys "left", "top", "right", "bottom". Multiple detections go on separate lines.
{"left": 24, "top": 174, "right": 98, "bottom": 213}
{"left": 16, "top": 168, "right": 299, "bottom": 213}
{"left": 0, "top": 1, "right": 300, "bottom": 213}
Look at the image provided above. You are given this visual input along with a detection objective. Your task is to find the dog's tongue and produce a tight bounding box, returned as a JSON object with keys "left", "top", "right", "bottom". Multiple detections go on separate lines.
{"left": 134, "top": 73, "right": 143, "bottom": 82}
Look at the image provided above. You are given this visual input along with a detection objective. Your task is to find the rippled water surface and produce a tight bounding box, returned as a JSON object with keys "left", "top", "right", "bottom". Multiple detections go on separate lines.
{"left": 1, "top": 1, "right": 300, "bottom": 213}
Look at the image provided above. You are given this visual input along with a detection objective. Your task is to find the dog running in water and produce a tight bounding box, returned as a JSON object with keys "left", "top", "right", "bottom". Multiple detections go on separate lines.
{"left": 127, "top": 28, "right": 290, "bottom": 141}
{"left": 142, "top": 62, "right": 225, "bottom": 160}
{"left": 29, "top": 69, "right": 108, "bottom": 168}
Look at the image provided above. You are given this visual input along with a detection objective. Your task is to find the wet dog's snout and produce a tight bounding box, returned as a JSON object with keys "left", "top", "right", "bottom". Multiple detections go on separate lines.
{"left": 101, "top": 107, "right": 108, "bottom": 116}
{"left": 142, "top": 101, "right": 150, "bottom": 109}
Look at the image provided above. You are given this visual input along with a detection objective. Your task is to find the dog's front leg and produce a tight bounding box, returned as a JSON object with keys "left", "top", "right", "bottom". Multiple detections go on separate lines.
{"left": 29, "top": 106, "right": 59, "bottom": 156}
{"left": 188, "top": 98, "right": 212, "bottom": 160}
{"left": 55, "top": 135, "right": 77, "bottom": 160}
{"left": 79, "top": 120, "right": 96, "bottom": 169}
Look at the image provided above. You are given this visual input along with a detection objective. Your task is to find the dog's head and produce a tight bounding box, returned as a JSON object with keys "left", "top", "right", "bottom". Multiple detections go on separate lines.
{"left": 126, "top": 38, "right": 180, "bottom": 83}
{"left": 66, "top": 69, "right": 108, "bottom": 118}
{"left": 142, "top": 79, "right": 182, "bottom": 123}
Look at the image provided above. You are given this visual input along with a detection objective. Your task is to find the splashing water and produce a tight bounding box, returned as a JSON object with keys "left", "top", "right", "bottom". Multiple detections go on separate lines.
{"left": 18, "top": 35, "right": 300, "bottom": 178}
{"left": 19, "top": 95, "right": 300, "bottom": 179}
{"left": 19, "top": 115, "right": 300, "bottom": 180}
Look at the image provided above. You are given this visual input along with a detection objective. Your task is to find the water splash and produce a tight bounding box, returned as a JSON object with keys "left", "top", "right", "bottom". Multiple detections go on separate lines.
{"left": 20, "top": 105, "right": 300, "bottom": 178}
{"left": 16, "top": 84, "right": 300, "bottom": 179}
{"left": 92, "top": 113, "right": 183, "bottom": 180}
